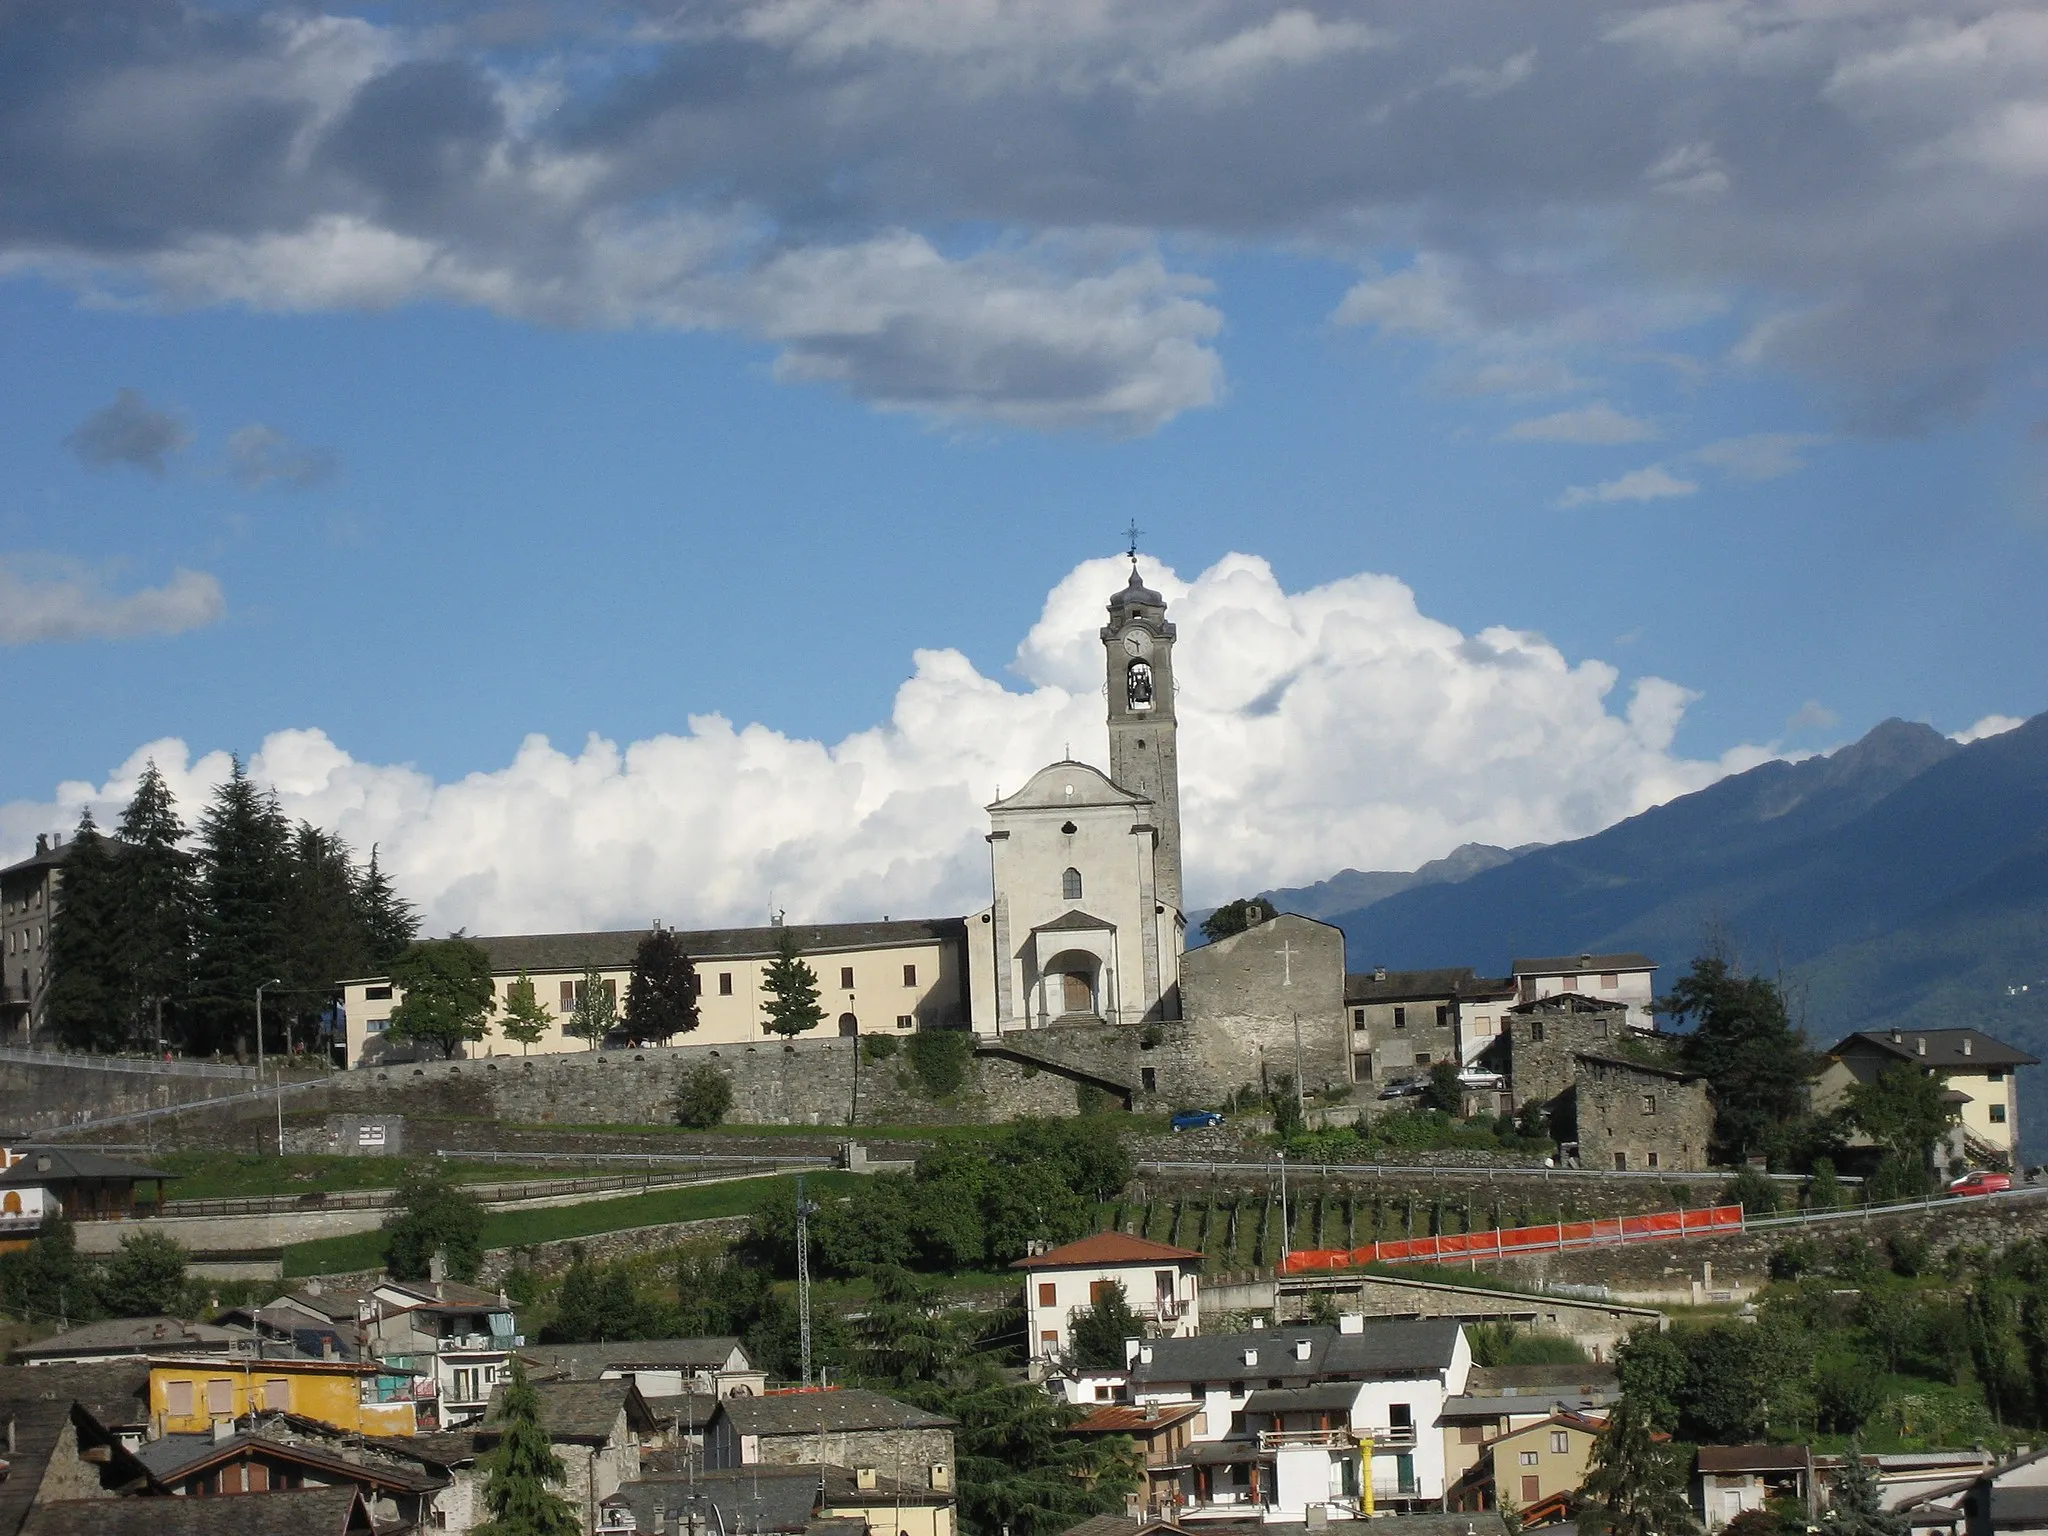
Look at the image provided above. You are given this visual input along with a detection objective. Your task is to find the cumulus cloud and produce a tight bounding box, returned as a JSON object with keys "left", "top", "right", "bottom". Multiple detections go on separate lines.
{"left": 1502, "top": 402, "right": 1658, "bottom": 445}
{"left": 63, "top": 389, "right": 191, "bottom": 474}
{"left": 1685, "top": 432, "right": 1826, "bottom": 481}
{"left": 0, "top": 553, "right": 1773, "bottom": 934}
{"left": 1955, "top": 713, "right": 2024, "bottom": 744}
{"left": 1558, "top": 465, "right": 1699, "bottom": 507}
{"left": 5, "top": 1, "right": 2047, "bottom": 434}
{"left": 0, "top": 558, "right": 226, "bottom": 643}
{"left": 227, "top": 424, "right": 337, "bottom": 489}
{"left": 1787, "top": 699, "right": 1841, "bottom": 734}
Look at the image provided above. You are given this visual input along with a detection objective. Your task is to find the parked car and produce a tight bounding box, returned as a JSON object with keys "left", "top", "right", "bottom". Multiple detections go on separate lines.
{"left": 1170, "top": 1109, "right": 1224, "bottom": 1132}
{"left": 1949, "top": 1170, "right": 2013, "bottom": 1196}
{"left": 1377, "top": 1078, "right": 1425, "bottom": 1101}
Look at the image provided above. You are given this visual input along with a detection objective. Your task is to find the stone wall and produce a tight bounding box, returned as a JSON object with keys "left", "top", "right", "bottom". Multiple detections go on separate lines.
{"left": 754, "top": 1425, "right": 955, "bottom": 1484}
{"left": 477, "top": 1215, "right": 752, "bottom": 1285}
{"left": 0, "top": 1052, "right": 278, "bottom": 1133}
{"left": 1502, "top": 999, "right": 1631, "bottom": 1107}
{"left": 1180, "top": 915, "right": 1350, "bottom": 1100}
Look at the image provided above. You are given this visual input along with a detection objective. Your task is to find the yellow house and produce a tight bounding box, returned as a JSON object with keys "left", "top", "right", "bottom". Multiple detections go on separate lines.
{"left": 340, "top": 919, "right": 970, "bottom": 1065}
{"left": 1813, "top": 1029, "right": 2037, "bottom": 1170}
{"left": 1453, "top": 1411, "right": 1604, "bottom": 1516}
{"left": 150, "top": 1354, "right": 422, "bottom": 1437}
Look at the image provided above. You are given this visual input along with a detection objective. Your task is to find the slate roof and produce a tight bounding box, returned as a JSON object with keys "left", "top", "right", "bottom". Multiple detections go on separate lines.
{"left": 0, "top": 1394, "right": 84, "bottom": 1536}
{"left": 712, "top": 1387, "right": 955, "bottom": 1437}
{"left": 1506, "top": 993, "right": 1629, "bottom": 1016}
{"left": 1467, "top": 1364, "right": 1619, "bottom": 1395}
{"left": 1111, "top": 568, "right": 1166, "bottom": 609}
{"left": 0, "top": 1360, "right": 151, "bottom": 1428}
{"left": 1242, "top": 1382, "right": 1366, "bottom": 1415}
{"left": 1132, "top": 1320, "right": 1462, "bottom": 1388}
{"left": 0, "top": 1149, "right": 171, "bottom": 1186}
{"left": 133, "top": 1429, "right": 447, "bottom": 1493}
{"left": 1013, "top": 1232, "right": 1204, "bottom": 1269}
{"left": 478, "top": 1378, "right": 655, "bottom": 1445}
{"left": 19, "top": 1485, "right": 371, "bottom": 1536}
{"left": 1573, "top": 1050, "right": 1701, "bottom": 1082}
{"left": 11, "top": 1316, "right": 253, "bottom": 1362}
{"left": 1696, "top": 1444, "right": 1812, "bottom": 1473}
{"left": 1345, "top": 968, "right": 1476, "bottom": 1004}
{"left": 344, "top": 919, "right": 968, "bottom": 982}
{"left": 1830, "top": 1029, "right": 2039, "bottom": 1071}
{"left": 1512, "top": 953, "right": 1656, "bottom": 976}
{"left": 521, "top": 1336, "right": 748, "bottom": 1379}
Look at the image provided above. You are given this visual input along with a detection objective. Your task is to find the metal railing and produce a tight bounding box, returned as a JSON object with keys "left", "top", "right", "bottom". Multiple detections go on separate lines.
{"left": 432, "top": 1149, "right": 835, "bottom": 1169}
{"left": 1140, "top": 1157, "right": 1858, "bottom": 1186}
{"left": 159, "top": 1167, "right": 768, "bottom": 1218}
{"left": 0, "top": 1044, "right": 265, "bottom": 1080}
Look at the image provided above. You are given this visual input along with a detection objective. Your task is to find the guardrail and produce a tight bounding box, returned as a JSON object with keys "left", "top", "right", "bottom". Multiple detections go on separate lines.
{"left": 158, "top": 1165, "right": 791, "bottom": 1218}
{"left": 0, "top": 1044, "right": 270, "bottom": 1080}
{"left": 1280, "top": 1203, "right": 1746, "bottom": 1272}
{"left": 1139, "top": 1158, "right": 1855, "bottom": 1186}
{"left": 432, "top": 1149, "right": 836, "bottom": 1169}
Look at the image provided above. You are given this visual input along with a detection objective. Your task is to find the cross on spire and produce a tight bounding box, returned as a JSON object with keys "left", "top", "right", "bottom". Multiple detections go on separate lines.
{"left": 1124, "top": 519, "right": 1144, "bottom": 566}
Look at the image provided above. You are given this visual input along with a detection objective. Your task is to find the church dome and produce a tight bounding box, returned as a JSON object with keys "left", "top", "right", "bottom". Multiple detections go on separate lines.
{"left": 1109, "top": 565, "right": 1164, "bottom": 610}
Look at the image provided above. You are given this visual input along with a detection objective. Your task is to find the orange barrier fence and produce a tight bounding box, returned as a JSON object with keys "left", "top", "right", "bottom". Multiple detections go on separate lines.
{"left": 1276, "top": 1203, "right": 1744, "bottom": 1274}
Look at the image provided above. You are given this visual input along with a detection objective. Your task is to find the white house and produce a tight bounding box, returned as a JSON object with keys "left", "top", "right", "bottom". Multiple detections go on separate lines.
{"left": 1127, "top": 1316, "right": 1473, "bottom": 1519}
{"left": 1013, "top": 1232, "right": 1203, "bottom": 1361}
{"left": 1512, "top": 953, "right": 1659, "bottom": 1033}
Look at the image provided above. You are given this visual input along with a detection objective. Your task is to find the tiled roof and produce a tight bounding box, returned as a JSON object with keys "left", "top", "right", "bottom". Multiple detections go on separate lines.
{"left": 712, "top": 1387, "right": 954, "bottom": 1437}
{"left": 20, "top": 1485, "right": 370, "bottom": 1536}
{"left": 1064, "top": 1402, "right": 1202, "bottom": 1435}
{"left": 1831, "top": 1029, "right": 2039, "bottom": 1070}
{"left": 1012, "top": 1232, "right": 1204, "bottom": 1269}
{"left": 344, "top": 919, "right": 967, "bottom": 982}
{"left": 1512, "top": 953, "right": 1655, "bottom": 976}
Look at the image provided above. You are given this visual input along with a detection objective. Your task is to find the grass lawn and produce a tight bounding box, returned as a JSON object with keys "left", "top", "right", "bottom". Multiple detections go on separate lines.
{"left": 502, "top": 1113, "right": 1169, "bottom": 1142}
{"left": 280, "top": 1170, "right": 863, "bottom": 1278}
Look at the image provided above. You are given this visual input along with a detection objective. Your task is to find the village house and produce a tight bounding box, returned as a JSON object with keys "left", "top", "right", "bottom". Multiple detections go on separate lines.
{"left": 12, "top": 1317, "right": 256, "bottom": 1368}
{"left": 1017, "top": 1232, "right": 1204, "bottom": 1361}
{"left": 520, "top": 1336, "right": 764, "bottom": 1402}
{"left": 604, "top": 1462, "right": 958, "bottom": 1536}
{"left": 17, "top": 1485, "right": 378, "bottom": 1536}
{"left": 1693, "top": 1445, "right": 1816, "bottom": 1530}
{"left": 703, "top": 1387, "right": 957, "bottom": 1495}
{"left": 1511, "top": 954, "right": 1659, "bottom": 1032}
{"left": 1814, "top": 1028, "right": 2038, "bottom": 1171}
{"left": 1448, "top": 1409, "right": 1606, "bottom": 1520}
{"left": 1439, "top": 1363, "right": 1619, "bottom": 1492}
{"left": 1063, "top": 1401, "right": 1204, "bottom": 1515}
{"left": 147, "top": 1353, "right": 422, "bottom": 1437}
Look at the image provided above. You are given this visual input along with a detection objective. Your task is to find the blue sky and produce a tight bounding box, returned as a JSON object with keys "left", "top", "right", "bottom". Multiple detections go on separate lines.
{"left": 1, "top": 1, "right": 2044, "bottom": 928}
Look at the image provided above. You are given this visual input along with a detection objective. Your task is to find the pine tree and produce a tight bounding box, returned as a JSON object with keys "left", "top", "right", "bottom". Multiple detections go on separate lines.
{"left": 564, "top": 967, "right": 617, "bottom": 1049}
{"left": 623, "top": 926, "right": 699, "bottom": 1045}
{"left": 114, "top": 760, "right": 195, "bottom": 1053}
{"left": 476, "top": 1361, "right": 580, "bottom": 1536}
{"left": 1818, "top": 1438, "right": 1907, "bottom": 1536}
{"left": 759, "top": 928, "right": 824, "bottom": 1037}
{"left": 189, "top": 760, "right": 293, "bottom": 1056}
{"left": 354, "top": 844, "right": 418, "bottom": 971}
{"left": 500, "top": 971, "right": 552, "bottom": 1054}
{"left": 277, "top": 824, "right": 373, "bottom": 1053}
{"left": 44, "top": 811, "right": 130, "bottom": 1050}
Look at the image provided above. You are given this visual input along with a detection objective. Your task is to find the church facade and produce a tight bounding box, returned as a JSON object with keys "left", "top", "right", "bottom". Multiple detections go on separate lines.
{"left": 968, "top": 567, "right": 1188, "bottom": 1034}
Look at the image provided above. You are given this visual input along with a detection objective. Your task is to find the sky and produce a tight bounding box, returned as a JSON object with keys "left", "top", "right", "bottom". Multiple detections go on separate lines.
{"left": 1, "top": 0, "right": 2044, "bottom": 933}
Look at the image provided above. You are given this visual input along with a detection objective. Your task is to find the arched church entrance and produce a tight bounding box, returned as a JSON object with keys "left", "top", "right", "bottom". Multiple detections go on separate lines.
{"left": 1041, "top": 949, "right": 1103, "bottom": 1021}
{"left": 837, "top": 1013, "right": 858, "bottom": 1036}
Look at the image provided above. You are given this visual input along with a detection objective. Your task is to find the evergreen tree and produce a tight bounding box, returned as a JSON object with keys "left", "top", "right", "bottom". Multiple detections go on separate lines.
{"left": 280, "top": 824, "right": 374, "bottom": 1053}
{"left": 858, "top": 1264, "right": 965, "bottom": 1386}
{"left": 564, "top": 967, "right": 617, "bottom": 1048}
{"left": 1662, "top": 954, "right": 1817, "bottom": 1163}
{"left": 385, "top": 939, "right": 498, "bottom": 1060}
{"left": 114, "top": 760, "right": 195, "bottom": 1052}
{"left": 1200, "top": 897, "right": 1275, "bottom": 943}
{"left": 44, "top": 811, "right": 130, "bottom": 1050}
{"left": 1817, "top": 1439, "right": 1907, "bottom": 1536}
{"left": 190, "top": 760, "right": 293, "bottom": 1055}
{"left": 500, "top": 971, "right": 552, "bottom": 1054}
{"left": 354, "top": 844, "right": 418, "bottom": 971}
{"left": 1578, "top": 1395, "right": 1699, "bottom": 1536}
{"left": 623, "top": 927, "right": 699, "bottom": 1045}
{"left": 476, "top": 1361, "right": 580, "bottom": 1536}
{"left": 1069, "top": 1279, "right": 1141, "bottom": 1367}
{"left": 759, "top": 928, "right": 824, "bottom": 1037}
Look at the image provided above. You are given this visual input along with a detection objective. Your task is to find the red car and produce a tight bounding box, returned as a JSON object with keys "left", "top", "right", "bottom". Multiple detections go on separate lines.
{"left": 1949, "top": 1170, "right": 2013, "bottom": 1196}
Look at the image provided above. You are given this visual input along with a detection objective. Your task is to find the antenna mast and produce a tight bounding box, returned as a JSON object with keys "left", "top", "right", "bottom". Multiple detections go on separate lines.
{"left": 796, "top": 1174, "right": 819, "bottom": 1387}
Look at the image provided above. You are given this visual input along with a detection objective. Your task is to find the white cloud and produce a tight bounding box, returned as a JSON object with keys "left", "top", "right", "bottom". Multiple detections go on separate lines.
{"left": 0, "top": 559, "right": 225, "bottom": 644}
{"left": 1686, "top": 432, "right": 1826, "bottom": 481}
{"left": 228, "top": 423, "right": 337, "bottom": 489}
{"left": 0, "top": 554, "right": 1773, "bottom": 933}
{"left": 1502, "top": 402, "right": 1658, "bottom": 444}
{"left": 1787, "top": 699, "right": 1841, "bottom": 733}
{"left": 1954, "top": 713, "right": 2024, "bottom": 744}
{"left": 1558, "top": 465, "right": 1699, "bottom": 506}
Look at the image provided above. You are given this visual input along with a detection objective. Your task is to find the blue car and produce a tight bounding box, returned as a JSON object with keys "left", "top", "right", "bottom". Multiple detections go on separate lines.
{"left": 1171, "top": 1109, "right": 1225, "bottom": 1131}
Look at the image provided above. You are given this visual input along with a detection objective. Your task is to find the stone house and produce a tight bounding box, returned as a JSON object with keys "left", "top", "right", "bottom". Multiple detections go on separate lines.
{"left": 1492, "top": 995, "right": 1635, "bottom": 1108}
{"left": 607, "top": 1462, "right": 959, "bottom": 1536}
{"left": 17, "top": 1485, "right": 377, "bottom": 1536}
{"left": 421, "top": 1376, "right": 657, "bottom": 1535}
{"left": 1344, "top": 968, "right": 1466, "bottom": 1091}
{"left": 1563, "top": 1052, "right": 1713, "bottom": 1173}
{"left": 1178, "top": 913, "right": 1349, "bottom": 1101}
{"left": 703, "top": 1388, "right": 957, "bottom": 1495}
{"left": 520, "top": 1336, "right": 764, "bottom": 1402}
{"left": 1813, "top": 1028, "right": 2037, "bottom": 1172}
{"left": 0, "top": 834, "right": 71, "bottom": 1043}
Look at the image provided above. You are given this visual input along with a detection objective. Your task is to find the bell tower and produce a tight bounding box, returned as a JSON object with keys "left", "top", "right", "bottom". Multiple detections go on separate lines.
{"left": 1100, "top": 552, "right": 1183, "bottom": 921}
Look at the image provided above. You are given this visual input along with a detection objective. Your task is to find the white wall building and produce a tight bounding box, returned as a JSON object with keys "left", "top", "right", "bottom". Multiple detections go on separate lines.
{"left": 1015, "top": 1231, "right": 1203, "bottom": 1361}
{"left": 1511, "top": 953, "right": 1659, "bottom": 1033}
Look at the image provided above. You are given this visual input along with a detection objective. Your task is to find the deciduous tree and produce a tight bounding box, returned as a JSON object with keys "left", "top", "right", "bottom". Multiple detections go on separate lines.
{"left": 1200, "top": 898, "right": 1274, "bottom": 943}
{"left": 1846, "top": 1064, "right": 1956, "bottom": 1183}
{"left": 98, "top": 1231, "right": 189, "bottom": 1317}
{"left": 384, "top": 1161, "right": 488, "bottom": 1283}
{"left": 624, "top": 927, "right": 699, "bottom": 1045}
{"left": 564, "top": 967, "right": 617, "bottom": 1048}
{"left": 385, "top": 939, "right": 498, "bottom": 1060}
{"left": 499, "top": 971, "right": 552, "bottom": 1054}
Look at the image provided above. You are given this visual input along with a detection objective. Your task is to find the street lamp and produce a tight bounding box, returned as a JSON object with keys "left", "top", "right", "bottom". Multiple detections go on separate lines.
{"left": 256, "top": 978, "right": 282, "bottom": 1075}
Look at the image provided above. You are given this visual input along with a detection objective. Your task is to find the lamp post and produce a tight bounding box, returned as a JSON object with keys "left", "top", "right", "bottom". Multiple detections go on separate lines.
{"left": 255, "top": 979, "right": 281, "bottom": 1075}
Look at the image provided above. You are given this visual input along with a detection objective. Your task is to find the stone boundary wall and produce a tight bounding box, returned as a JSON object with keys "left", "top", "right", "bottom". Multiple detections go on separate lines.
{"left": 0, "top": 1054, "right": 295, "bottom": 1134}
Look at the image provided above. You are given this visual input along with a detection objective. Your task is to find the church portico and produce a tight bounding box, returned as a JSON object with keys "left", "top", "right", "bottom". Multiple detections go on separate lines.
{"left": 1031, "top": 923, "right": 1116, "bottom": 1025}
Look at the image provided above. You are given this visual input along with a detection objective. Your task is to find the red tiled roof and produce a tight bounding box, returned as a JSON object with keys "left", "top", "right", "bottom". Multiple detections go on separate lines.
{"left": 1066, "top": 1402, "right": 1203, "bottom": 1435}
{"left": 1011, "top": 1232, "right": 1205, "bottom": 1269}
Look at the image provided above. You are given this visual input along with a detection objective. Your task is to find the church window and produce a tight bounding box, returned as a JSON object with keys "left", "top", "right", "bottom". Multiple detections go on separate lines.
{"left": 1062, "top": 868, "right": 1083, "bottom": 900}
{"left": 839, "top": 966, "right": 855, "bottom": 989}
{"left": 718, "top": 973, "right": 733, "bottom": 996}
{"left": 903, "top": 964, "right": 917, "bottom": 987}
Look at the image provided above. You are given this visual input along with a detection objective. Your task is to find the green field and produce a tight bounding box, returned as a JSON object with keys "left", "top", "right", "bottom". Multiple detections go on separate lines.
{"left": 280, "top": 1170, "right": 863, "bottom": 1278}
{"left": 152, "top": 1152, "right": 589, "bottom": 1202}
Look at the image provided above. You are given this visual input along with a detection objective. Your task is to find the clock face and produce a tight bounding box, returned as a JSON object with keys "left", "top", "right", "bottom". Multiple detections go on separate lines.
{"left": 1123, "top": 632, "right": 1145, "bottom": 656}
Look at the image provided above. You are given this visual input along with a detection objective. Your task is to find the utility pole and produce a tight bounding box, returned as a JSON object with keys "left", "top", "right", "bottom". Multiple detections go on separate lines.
{"left": 1290, "top": 1010, "right": 1306, "bottom": 1117}
{"left": 255, "top": 978, "right": 281, "bottom": 1077}
{"left": 1278, "top": 1150, "right": 1291, "bottom": 1266}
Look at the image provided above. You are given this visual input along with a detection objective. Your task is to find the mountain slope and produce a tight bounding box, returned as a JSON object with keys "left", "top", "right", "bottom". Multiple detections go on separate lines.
{"left": 1259, "top": 842, "right": 1535, "bottom": 923}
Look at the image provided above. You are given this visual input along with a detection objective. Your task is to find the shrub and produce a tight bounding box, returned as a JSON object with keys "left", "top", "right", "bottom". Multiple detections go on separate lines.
{"left": 383, "top": 1162, "right": 487, "bottom": 1283}
{"left": 1889, "top": 1230, "right": 1934, "bottom": 1279}
{"left": 1724, "top": 1165, "right": 1780, "bottom": 1216}
{"left": 906, "top": 1030, "right": 971, "bottom": 1098}
{"left": 675, "top": 1063, "right": 734, "bottom": 1129}
{"left": 861, "top": 1035, "right": 899, "bottom": 1062}
{"left": 1770, "top": 1237, "right": 1821, "bottom": 1280}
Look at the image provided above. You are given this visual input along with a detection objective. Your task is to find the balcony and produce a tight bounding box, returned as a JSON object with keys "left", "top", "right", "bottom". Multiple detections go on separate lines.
{"left": 1360, "top": 1426, "right": 1417, "bottom": 1448}
{"left": 1260, "top": 1429, "right": 1354, "bottom": 1452}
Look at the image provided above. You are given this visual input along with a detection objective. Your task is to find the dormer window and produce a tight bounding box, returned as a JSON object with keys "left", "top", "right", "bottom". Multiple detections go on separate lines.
{"left": 1063, "top": 868, "right": 1083, "bottom": 900}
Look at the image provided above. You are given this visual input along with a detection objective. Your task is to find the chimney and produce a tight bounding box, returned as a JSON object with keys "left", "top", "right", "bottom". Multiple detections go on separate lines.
{"left": 212, "top": 1418, "right": 234, "bottom": 1443}
{"left": 306, "top": 1278, "right": 323, "bottom": 1297}
{"left": 856, "top": 1467, "right": 879, "bottom": 1491}
{"left": 1338, "top": 1314, "right": 1365, "bottom": 1335}
{"left": 1139, "top": 1343, "right": 1153, "bottom": 1366}
{"left": 1578, "top": 953, "right": 1592, "bottom": 968}
{"left": 429, "top": 1249, "right": 448, "bottom": 1285}
{"left": 1241, "top": 1348, "right": 1259, "bottom": 1366}
{"left": 1373, "top": 968, "right": 1387, "bottom": 982}
{"left": 1144, "top": 1403, "right": 1160, "bottom": 1422}
{"left": 1125, "top": 1338, "right": 1142, "bottom": 1366}
{"left": 1293, "top": 1339, "right": 1312, "bottom": 1361}
{"left": 1890, "top": 1029, "right": 1903, "bottom": 1044}
{"left": 1963, "top": 1039, "right": 1973, "bottom": 1057}
{"left": 33, "top": 836, "right": 47, "bottom": 856}
{"left": 323, "top": 1336, "right": 338, "bottom": 1361}
{"left": 1917, "top": 1038, "right": 1928, "bottom": 1057}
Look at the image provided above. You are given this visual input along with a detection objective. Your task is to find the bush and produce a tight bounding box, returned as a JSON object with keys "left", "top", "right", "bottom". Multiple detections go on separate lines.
{"left": 1770, "top": 1237, "right": 1821, "bottom": 1280}
{"left": 1420, "top": 1061, "right": 1463, "bottom": 1115}
{"left": 1888, "top": 1230, "right": 1934, "bottom": 1279}
{"left": 861, "top": 1035, "right": 899, "bottom": 1062}
{"left": 383, "top": 1162, "right": 487, "bottom": 1283}
{"left": 1724, "top": 1165, "right": 1780, "bottom": 1216}
{"left": 675, "top": 1063, "right": 735, "bottom": 1129}
{"left": 906, "top": 1030, "right": 971, "bottom": 1098}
